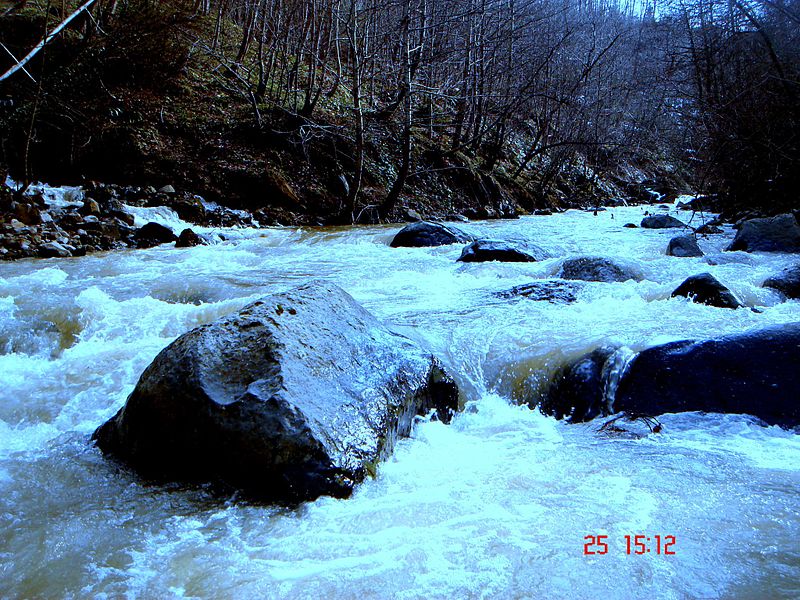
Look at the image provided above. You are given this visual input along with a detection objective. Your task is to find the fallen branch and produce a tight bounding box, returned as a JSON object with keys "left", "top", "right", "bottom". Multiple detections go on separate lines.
{"left": 0, "top": 0, "right": 99, "bottom": 84}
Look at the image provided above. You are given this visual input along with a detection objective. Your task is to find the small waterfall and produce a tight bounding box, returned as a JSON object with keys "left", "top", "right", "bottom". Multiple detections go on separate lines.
{"left": 601, "top": 346, "right": 637, "bottom": 414}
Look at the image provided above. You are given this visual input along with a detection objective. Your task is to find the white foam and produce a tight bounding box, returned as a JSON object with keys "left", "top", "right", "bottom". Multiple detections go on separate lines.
{"left": 0, "top": 202, "right": 798, "bottom": 598}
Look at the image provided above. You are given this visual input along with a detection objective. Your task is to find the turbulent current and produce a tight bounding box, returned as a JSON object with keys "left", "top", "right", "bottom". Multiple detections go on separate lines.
{"left": 1, "top": 198, "right": 799, "bottom": 598}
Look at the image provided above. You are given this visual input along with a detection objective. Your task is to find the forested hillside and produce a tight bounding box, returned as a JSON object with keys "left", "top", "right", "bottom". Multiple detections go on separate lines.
{"left": 0, "top": 0, "right": 797, "bottom": 223}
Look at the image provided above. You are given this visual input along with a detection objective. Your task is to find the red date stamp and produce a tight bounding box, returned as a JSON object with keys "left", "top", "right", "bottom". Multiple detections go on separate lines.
{"left": 584, "top": 534, "right": 676, "bottom": 555}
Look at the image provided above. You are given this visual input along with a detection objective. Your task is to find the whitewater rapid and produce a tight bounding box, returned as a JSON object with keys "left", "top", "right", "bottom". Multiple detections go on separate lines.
{"left": 1, "top": 200, "right": 798, "bottom": 598}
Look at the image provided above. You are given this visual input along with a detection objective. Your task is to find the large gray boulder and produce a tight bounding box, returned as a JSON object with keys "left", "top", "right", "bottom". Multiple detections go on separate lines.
{"left": 763, "top": 264, "right": 800, "bottom": 299}
{"left": 539, "top": 324, "right": 800, "bottom": 428}
{"left": 558, "top": 257, "right": 642, "bottom": 282}
{"left": 134, "top": 222, "right": 177, "bottom": 248}
{"left": 641, "top": 214, "right": 686, "bottom": 229}
{"left": 671, "top": 273, "right": 743, "bottom": 309}
{"left": 390, "top": 221, "right": 473, "bottom": 247}
{"left": 615, "top": 324, "right": 800, "bottom": 428}
{"left": 666, "top": 234, "right": 703, "bottom": 257}
{"left": 457, "top": 239, "right": 548, "bottom": 263}
{"left": 93, "top": 282, "right": 459, "bottom": 504}
{"left": 727, "top": 214, "right": 800, "bottom": 253}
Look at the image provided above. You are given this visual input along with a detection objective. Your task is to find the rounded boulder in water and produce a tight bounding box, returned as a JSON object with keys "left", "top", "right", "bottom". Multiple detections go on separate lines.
{"left": 390, "top": 221, "right": 473, "bottom": 247}
{"left": 667, "top": 234, "right": 704, "bottom": 257}
{"left": 727, "top": 214, "right": 800, "bottom": 253}
{"left": 540, "top": 346, "right": 618, "bottom": 422}
{"left": 93, "top": 281, "right": 459, "bottom": 504}
{"left": 641, "top": 214, "right": 686, "bottom": 229}
{"left": 175, "top": 228, "right": 204, "bottom": 248}
{"left": 615, "top": 323, "right": 800, "bottom": 428}
{"left": 671, "top": 273, "right": 743, "bottom": 309}
{"left": 457, "top": 239, "right": 548, "bottom": 263}
{"left": 133, "top": 222, "right": 177, "bottom": 248}
{"left": 558, "top": 256, "right": 642, "bottom": 282}
{"left": 763, "top": 264, "right": 800, "bottom": 299}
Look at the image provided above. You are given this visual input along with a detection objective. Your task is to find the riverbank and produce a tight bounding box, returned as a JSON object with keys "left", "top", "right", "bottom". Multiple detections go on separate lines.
{"left": 0, "top": 170, "right": 686, "bottom": 261}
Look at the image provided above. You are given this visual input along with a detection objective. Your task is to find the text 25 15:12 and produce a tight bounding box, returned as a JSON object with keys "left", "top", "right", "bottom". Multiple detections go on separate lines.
{"left": 584, "top": 535, "right": 676, "bottom": 555}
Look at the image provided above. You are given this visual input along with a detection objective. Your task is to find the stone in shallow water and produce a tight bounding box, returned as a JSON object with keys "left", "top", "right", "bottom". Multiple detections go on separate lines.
{"left": 175, "top": 228, "right": 204, "bottom": 248}
{"left": 494, "top": 280, "right": 581, "bottom": 304}
{"left": 457, "top": 239, "right": 548, "bottom": 263}
{"left": 671, "top": 273, "right": 743, "bottom": 309}
{"left": 93, "top": 281, "right": 459, "bottom": 504}
{"left": 727, "top": 214, "right": 800, "bottom": 253}
{"left": 538, "top": 324, "right": 800, "bottom": 428}
{"left": 390, "top": 221, "right": 473, "bottom": 247}
{"left": 667, "top": 234, "right": 703, "bottom": 257}
{"left": 763, "top": 264, "right": 800, "bottom": 299}
{"left": 615, "top": 324, "right": 800, "bottom": 428}
{"left": 641, "top": 214, "right": 686, "bottom": 229}
{"left": 540, "top": 346, "right": 618, "bottom": 422}
{"left": 558, "top": 256, "right": 642, "bottom": 282}
{"left": 134, "top": 222, "right": 177, "bottom": 248}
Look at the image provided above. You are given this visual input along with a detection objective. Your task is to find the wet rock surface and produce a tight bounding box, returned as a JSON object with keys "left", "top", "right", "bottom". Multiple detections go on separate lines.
{"left": 93, "top": 281, "right": 460, "bottom": 504}
{"left": 457, "top": 239, "right": 548, "bottom": 263}
{"left": 539, "top": 324, "right": 800, "bottom": 428}
{"left": 641, "top": 214, "right": 687, "bottom": 229}
{"left": 667, "top": 234, "right": 703, "bottom": 257}
{"left": 615, "top": 324, "right": 800, "bottom": 428}
{"left": 390, "top": 221, "right": 474, "bottom": 247}
{"left": 134, "top": 222, "right": 178, "bottom": 248}
{"left": 494, "top": 280, "right": 581, "bottom": 304}
{"left": 763, "top": 264, "right": 800, "bottom": 299}
{"left": 727, "top": 214, "right": 800, "bottom": 253}
{"left": 176, "top": 228, "right": 205, "bottom": 248}
{"left": 671, "top": 273, "right": 743, "bottom": 309}
{"left": 558, "top": 257, "right": 642, "bottom": 282}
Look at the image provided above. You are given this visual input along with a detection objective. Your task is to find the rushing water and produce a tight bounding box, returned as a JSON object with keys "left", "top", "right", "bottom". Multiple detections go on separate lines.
{"left": 1, "top": 197, "right": 799, "bottom": 599}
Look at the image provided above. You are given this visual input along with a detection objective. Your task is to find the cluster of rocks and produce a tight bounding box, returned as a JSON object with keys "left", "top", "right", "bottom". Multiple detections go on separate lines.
{"left": 0, "top": 182, "right": 253, "bottom": 260}
{"left": 389, "top": 216, "right": 800, "bottom": 433}
{"left": 0, "top": 183, "right": 134, "bottom": 260}
{"left": 89, "top": 208, "right": 800, "bottom": 507}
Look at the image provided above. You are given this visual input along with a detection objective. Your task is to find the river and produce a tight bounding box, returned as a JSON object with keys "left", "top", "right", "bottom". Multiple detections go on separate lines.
{"left": 1, "top": 195, "right": 799, "bottom": 598}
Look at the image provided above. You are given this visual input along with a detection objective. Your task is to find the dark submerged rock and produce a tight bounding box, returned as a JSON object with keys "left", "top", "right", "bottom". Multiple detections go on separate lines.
{"left": 623, "top": 223, "right": 638, "bottom": 228}
{"left": 727, "top": 214, "right": 800, "bottom": 253}
{"left": 540, "top": 347, "right": 618, "bottom": 422}
{"left": 671, "top": 273, "right": 743, "bottom": 309}
{"left": 559, "top": 257, "right": 641, "bottom": 283}
{"left": 390, "top": 221, "right": 473, "bottom": 248}
{"left": 616, "top": 324, "right": 800, "bottom": 428}
{"left": 134, "top": 222, "right": 178, "bottom": 248}
{"left": 175, "top": 228, "right": 204, "bottom": 248}
{"left": 666, "top": 234, "right": 703, "bottom": 257}
{"left": 641, "top": 214, "right": 687, "bottom": 229}
{"left": 93, "top": 281, "right": 459, "bottom": 504}
{"left": 457, "top": 239, "right": 547, "bottom": 263}
{"left": 763, "top": 264, "right": 800, "bottom": 299}
{"left": 170, "top": 195, "right": 207, "bottom": 223}
{"left": 494, "top": 280, "right": 581, "bottom": 304}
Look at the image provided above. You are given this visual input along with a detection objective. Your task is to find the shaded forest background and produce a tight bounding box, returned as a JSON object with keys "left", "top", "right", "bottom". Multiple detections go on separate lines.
{"left": 0, "top": 0, "right": 797, "bottom": 223}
